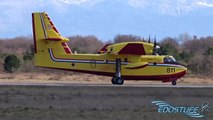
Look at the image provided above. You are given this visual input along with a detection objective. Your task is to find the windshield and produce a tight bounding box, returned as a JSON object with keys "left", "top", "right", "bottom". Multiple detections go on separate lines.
{"left": 164, "top": 56, "right": 177, "bottom": 64}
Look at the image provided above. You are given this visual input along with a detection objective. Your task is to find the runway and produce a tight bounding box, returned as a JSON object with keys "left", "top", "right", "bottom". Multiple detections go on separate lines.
{"left": 0, "top": 82, "right": 212, "bottom": 120}
{"left": 0, "top": 82, "right": 212, "bottom": 88}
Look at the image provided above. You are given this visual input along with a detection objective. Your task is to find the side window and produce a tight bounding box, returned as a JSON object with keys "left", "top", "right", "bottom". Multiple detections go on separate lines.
{"left": 164, "top": 57, "right": 176, "bottom": 64}
{"left": 164, "top": 58, "right": 169, "bottom": 63}
{"left": 167, "top": 58, "right": 173, "bottom": 63}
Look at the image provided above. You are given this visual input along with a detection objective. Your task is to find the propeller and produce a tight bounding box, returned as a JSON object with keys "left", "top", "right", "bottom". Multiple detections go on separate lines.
{"left": 154, "top": 36, "right": 156, "bottom": 48}
{"left": 148, "top": 35, "right": 151, "bottom": 43}
{"left": 153, "top": 36, "right": 160, "bottom": 55}
{"left": 147, "top": 35, "right": 160, "bottom": 55}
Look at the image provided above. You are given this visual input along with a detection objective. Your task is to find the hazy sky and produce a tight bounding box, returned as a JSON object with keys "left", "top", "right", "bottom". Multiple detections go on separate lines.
{"left": 0, "top": 0, "right": 213, "bottom": 41}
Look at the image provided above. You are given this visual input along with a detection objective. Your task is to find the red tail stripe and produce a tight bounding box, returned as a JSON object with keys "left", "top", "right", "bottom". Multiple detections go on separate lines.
{"left": 61, "top": 43, "right": 73, "bottom": 54}
{"left": 50, "top": 21, "right": 54, "bottom": 26}
{"left": 53, "top": 27, "right": 59, "bottom": 33}
{"left": 44, "top": 13, "right": 59, "bottom": 34}
{"left": 64, "top": 48, "right": 72, "bottom": 54}
{"left": 61, "top": 42, "right": 66, "bottom": 46}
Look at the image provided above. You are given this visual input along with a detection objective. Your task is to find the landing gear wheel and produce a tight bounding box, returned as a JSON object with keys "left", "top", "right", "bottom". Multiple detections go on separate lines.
{"left": 111, "top": 77, "right": 124, "bottom": 85}
{"left": 116, "top": 77, "right": 124, "bottom": 85}
{"left": 172, "top": 81, "right": 177, "bottom": 86}
{"left": 111, "top": 77, "right": 117, "bottom": 84}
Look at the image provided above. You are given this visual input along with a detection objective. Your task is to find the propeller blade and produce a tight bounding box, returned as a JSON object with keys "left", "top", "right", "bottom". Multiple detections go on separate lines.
{"left": 153, "top": 36, "right": 157, "bottom": 55}
{"left": 154, "top": 36, "right": 156, "bottom": 47}
{"left": 148, "top": 35, "right": 151, "bottom": 43}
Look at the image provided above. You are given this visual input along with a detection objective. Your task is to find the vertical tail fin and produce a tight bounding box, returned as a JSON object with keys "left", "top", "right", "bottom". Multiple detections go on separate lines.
{"left": 32, "top": 12, "right": 72, "bottom": 54}
{"left": 32, "top": 12, "right": 72, "bottom": 67}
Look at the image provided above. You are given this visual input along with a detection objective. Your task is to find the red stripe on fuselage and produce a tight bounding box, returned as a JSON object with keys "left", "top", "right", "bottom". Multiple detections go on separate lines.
{"left": 125, "top": 64, "right": 148, "bottom": 69}
{"left": 123, "top": 71, "right": 186, "bottom": 80}
{"left": 37, "top": 66, "right": 186, "bottom": 81}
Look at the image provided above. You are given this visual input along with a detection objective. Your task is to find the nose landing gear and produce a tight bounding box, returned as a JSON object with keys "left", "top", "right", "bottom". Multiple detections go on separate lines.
{"left": 172, "top": 81, "right": 177, "bottom": 86}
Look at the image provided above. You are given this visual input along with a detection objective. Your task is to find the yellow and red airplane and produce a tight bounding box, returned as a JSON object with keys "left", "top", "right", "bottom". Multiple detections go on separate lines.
{"left": 32, "top": 12, "right": 187, "bottom": 85}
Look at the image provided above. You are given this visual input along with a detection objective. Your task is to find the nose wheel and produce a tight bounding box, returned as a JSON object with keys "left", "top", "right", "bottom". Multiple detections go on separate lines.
{"left": 172, "top": 81, "right": 177, "bottom": 86}
{"left": 111, "top": 59, "right": 124, "bottom": 85}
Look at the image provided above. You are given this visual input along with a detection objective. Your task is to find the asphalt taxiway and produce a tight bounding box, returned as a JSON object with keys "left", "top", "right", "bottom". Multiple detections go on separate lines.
{"left": 0, "top": 82, "right": 212, "bottom": 88}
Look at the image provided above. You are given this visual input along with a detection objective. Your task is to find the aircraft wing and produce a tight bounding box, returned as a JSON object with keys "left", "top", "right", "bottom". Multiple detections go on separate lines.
{"left": 106, "top": 42, "right": 154, "bottom": 55}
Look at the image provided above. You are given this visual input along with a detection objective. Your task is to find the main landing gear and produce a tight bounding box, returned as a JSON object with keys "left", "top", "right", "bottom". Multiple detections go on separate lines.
{"left": 111, "top": 59, "right": 124, "bottom": 85}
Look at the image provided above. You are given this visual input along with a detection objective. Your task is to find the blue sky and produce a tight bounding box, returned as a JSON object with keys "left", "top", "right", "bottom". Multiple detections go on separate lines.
{"left": 0, "top": 0, "right": 213, "bottom": 41}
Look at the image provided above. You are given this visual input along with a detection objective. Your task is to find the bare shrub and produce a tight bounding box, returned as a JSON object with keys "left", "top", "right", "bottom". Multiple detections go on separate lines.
{"left": 68, "top": 35, "right": 103, "bottom": 53}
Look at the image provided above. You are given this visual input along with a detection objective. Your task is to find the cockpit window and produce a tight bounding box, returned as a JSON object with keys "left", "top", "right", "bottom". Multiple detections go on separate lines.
{"left": 164, "top": 57, "right": 176, "bottom": 64}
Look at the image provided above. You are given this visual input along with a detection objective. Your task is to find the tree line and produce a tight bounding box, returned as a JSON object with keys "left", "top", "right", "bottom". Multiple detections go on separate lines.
{"left": 0, "top": 34, "right": 212, "bottom": 76}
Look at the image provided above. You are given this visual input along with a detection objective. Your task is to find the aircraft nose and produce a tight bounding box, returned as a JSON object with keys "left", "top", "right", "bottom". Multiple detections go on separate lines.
{"left": 177, "top": 62, "right": 187, "bottom": 72}
{"left": 174, "top": 66, "right": 187, "bottom": 79}
{"left": 182, "top": 66, "right": 187, "bottom": 71}
{"left": 181, "top": 66, "right": 187, "bottom": 75}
